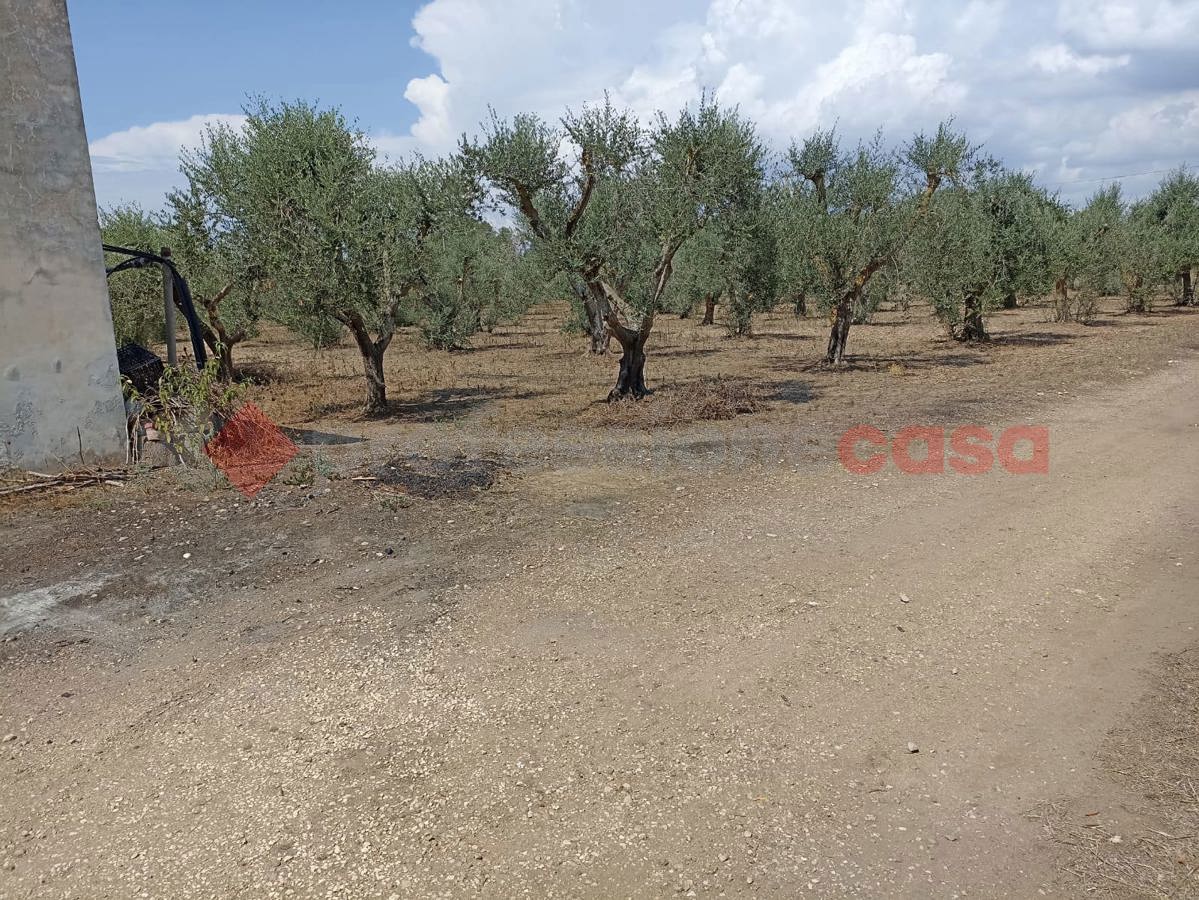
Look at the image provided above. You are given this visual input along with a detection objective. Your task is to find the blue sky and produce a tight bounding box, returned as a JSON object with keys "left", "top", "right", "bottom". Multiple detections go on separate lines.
{"left": 70, "top": 0, "right": 1199, "bottom": 210}
{"left": 69, "top": 1, "right": 428, "bottom": 137}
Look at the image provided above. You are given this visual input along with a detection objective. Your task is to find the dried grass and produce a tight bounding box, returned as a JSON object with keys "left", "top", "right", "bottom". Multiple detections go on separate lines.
{"left": 581, "top": 376, "right": 761, "bottom": 428}
{"left": 1028, "top": 648, "right": 1199, "bottom": 898}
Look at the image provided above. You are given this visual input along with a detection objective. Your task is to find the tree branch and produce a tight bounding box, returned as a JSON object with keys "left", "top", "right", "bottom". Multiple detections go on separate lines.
{"left": 513, "top": 182, "right": 550, "bottom": 241}
{"left": 564, "top": 148, "right": 595, "bottom": 239}
{"left": 650, "top": 239, "right": 682, "bottom": 305}
{"left": 208, "top": 282, "right": 235, "bottom": 307}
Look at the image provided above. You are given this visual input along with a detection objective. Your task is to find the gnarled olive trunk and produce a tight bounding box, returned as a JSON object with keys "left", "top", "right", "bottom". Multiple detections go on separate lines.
{"left": 701, "top": 294, "right": 716, "bottom": 326}
{"left": 595, "top": 239, "right": 676, "bottom": 400}
{"left": 1053, "top": 277, "right": 1072, "bottom": 322}
{"left": 609, "top": 329, "right": 649, "bottom": 400}
{"left": 341, "top": 312, "right": 392, "bottom": 416}
{"left": 824, "top": 256, "right": 890, "bottom": 364}
{"left": 359, "top": 344, "right": 387, "bottom": 414}
{"left": 198, "top": 284, "right": 240, "bottom": 381}
{"left": 200, "top": 323, "right": 237, "bottom": 382}
{"left": 603, "top": 299, "right": 655, "bottom": 401}
{"left": 825, "top": 290, "right": 855, "bottom": 365}
{"left": 959, "top": 292, "right": 989, "bottom": 341}
{"left": 1180, "top": 270, "right": 1195, "bottom": 306}
{"left": 215, "top": 341, "right": 235, "bottom": 382}
{"left": 582, "top": 284, "right": 612, "bottom": 354}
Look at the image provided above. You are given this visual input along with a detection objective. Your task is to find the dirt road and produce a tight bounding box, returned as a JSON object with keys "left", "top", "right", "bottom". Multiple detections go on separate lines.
{"left": 2, "top": 356, "right": 1197, "bottom": 898}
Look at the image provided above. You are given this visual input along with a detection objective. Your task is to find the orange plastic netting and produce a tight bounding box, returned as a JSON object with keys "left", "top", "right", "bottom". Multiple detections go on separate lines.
{"left": 203, "top": 403, "right": 298, "bottom": 498}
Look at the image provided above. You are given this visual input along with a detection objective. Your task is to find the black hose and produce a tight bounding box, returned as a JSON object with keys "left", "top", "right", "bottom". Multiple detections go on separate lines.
{"left": 102, "top": 244, "right": 208, "bottom": 368}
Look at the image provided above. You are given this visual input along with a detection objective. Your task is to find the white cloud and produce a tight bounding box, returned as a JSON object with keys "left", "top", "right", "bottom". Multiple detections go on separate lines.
{"left": 1028, "top": 43, "right": 1130, "bottom": 76}
{"left": 404, "top": 74, "right": 453, "bottom": 148}
{"left": 89, "top": 113, "right": 246, "bottom": 174}
{"left": 88, "top": 0, "right": 1199, "bottom": 209}
{"left": 1057, "top": 0, "right": 1199, "bottom": 50}
{"left": 1086, "top": 90, "right": 1199, "bottom": 166}
{"left": 88, "top": 113, "right": 247, "bottom": 210}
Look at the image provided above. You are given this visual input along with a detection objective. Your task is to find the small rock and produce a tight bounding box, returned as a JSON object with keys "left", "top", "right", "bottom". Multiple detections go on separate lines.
{"left": 1, "top": 734, "right": 15, "bottom": 743}
{"left": 907, "top": 742, "right": 920, "bottom": 753}
{"left": 899, "top": 593, "right": 911, "bottom": 604}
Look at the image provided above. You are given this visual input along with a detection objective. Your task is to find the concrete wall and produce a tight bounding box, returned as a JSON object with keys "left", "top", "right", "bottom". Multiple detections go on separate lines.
{"left": 0, "top": 0, "right": 127, "bottom": 470}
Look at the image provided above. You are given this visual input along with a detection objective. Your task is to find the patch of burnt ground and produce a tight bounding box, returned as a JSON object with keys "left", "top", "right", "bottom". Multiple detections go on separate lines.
{"left": 370, "top": 454, "right": 502, "bottom": 499}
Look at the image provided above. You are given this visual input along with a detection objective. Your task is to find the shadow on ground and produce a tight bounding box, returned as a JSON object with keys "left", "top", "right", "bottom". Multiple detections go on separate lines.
{"left": 282, "top": 428, "right": 366, "bottom": 446}
{"left": 762, "top": 379, "right": 816, "bottom": 405}
{"left": 315, "top": 387, "right": 548, "bottom": 423}
{"left": 991, "top": 331, "right": 1076, "bottom": 347}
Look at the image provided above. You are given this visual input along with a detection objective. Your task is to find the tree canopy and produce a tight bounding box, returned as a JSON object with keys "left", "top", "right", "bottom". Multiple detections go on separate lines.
{"left": 472, "top": 94, "right": 766, "bottom": 397}
{"left": 104, "top": 95, "right": 1196, "bottom": 412}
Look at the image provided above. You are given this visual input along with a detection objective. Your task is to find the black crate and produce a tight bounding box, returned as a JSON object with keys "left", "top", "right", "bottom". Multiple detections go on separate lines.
{"left": 117, "top": 343, "right": 165, "bottom": 395}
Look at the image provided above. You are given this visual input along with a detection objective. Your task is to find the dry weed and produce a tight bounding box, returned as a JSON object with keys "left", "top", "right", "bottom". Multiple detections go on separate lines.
{"left": 582, "top": 377, "right": 761, "bottom": 428}
{"left": 1029, "top": 648, "right": 1199, "bottom": 898}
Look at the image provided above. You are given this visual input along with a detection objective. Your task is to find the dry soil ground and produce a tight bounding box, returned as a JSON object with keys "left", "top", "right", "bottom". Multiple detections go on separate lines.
{"left": 1, "top": 300, "right": 1197, "bottom": 898}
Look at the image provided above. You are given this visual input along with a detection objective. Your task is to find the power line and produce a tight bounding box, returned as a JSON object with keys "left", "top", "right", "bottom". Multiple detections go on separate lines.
{"left": 1051, "top": 167, "right": 1181, "bottom": 186}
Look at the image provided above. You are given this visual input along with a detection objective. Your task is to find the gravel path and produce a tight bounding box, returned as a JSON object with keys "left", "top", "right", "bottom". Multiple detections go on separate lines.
{"left": 1, "top": 357, "right": 1197, "bottom": 898}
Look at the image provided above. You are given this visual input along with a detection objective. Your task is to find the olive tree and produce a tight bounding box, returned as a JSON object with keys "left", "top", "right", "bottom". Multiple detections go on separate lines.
{"left": 1044, "top": 186, "right": 1122, "bottom": 323}
{"left": 984, "top": 171, "right": 1056, "bottom": 311}
{"left": 779, "top": 123, "right": 971, "bottom": 364}
{"left": 1141, "top": 168, "right": 1198, "bottom": 305}
{"left": 188, "top": 101, "right": 386, "bottom": 408}
{"left": 100, "top": 204, "right": 167, "bottom": 347}
{"left": 193, "top": 100, "right": 481, "bottom": 414}
{"left": 468, "top": 98, "right": 640, "bottom": 360}
{"left": 767, "top": 181, "right": 813, "bottom": 318}
{"left": 472, "top": 95, "right": 765, "bottom": 399}
{"left": 163, "top": 178, "right": 263, "bottom": 380}
{"left": 906, "top": 165, "right": 1052, "bottom": 340}
{"left": 1118, "top": 199, "right": 1164, "bottom": 314}
{"left": 416, "top": 220, "right": 534, "bottom": 349}
{"left": 660, "top": 226, "right": 722, "bottom": 324}
{"left": 664, "top": 205, "right": 777, "bottom": 335}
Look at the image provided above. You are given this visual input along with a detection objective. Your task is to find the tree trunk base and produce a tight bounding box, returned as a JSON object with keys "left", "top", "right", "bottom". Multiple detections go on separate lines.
{"left": 604, "top": 333, "right": 652, "bottom": 400}
{"left": 824, "top": 294, "right": 853, "bottom": 365}
{"left": 607, "top": 343, "right": 648, "bottom": 401}
{"left": 955, "top": 323, "right": 990, "bottom": 342}
{"left": 958, "top": 297, "right": 989, "bottom": 341}
{"left": 353, "top": 336, "right": 388, "bottom": 416}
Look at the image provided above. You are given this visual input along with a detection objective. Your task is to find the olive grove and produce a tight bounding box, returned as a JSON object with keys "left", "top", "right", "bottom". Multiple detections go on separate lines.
{"left": 104, "top": 94, "right": 1197, "bottom": 413}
